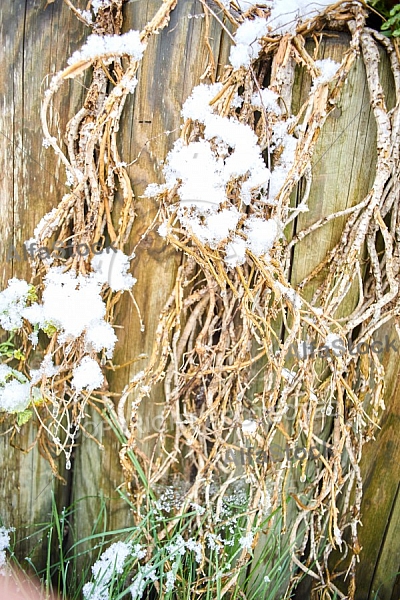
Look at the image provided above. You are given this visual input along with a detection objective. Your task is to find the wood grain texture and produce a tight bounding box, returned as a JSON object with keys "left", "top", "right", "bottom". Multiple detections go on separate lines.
{"left": 0, "top": 0, "right": 87, "bottom": 565}
{"left": 251, "top": 32, "right": 378, "bottom": 594}
{"left": 290, "top": 33, "right": 377, "bottom": 302}
{"left": 356, "top": 320, "right": 400, "bottom": 600}
{"left": 252, "top": 34, "right": 399, "bottom": 600}
{"left": 289, "top": 36, "right": 400, "bottom": 600}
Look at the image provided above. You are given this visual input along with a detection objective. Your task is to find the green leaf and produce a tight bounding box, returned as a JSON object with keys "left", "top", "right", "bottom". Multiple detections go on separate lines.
{"left": 27, "top": 285, "right": 38, "bottom": 303}
{"left": 17, "top": 410, "right": 33, "bottom": 426}
{"left": 42, "top": 323, "right": 58, "bottom": 336}
{"left": 13, "top": 349, "right": 25, "bottom": 360}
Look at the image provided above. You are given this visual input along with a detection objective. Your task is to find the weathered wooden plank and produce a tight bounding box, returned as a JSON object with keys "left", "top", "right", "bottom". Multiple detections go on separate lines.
{"left": 289, "top": 35, "right": 399, "bottom": 600}
{"left": 0, "top": 0, "right": 87, "bottom": 565}
{"left": 292, "top": 37, "right": 398, "bottom": 600}
{"left": 251, "top": 32, "right": 399, "bottom": 599}
{"left": 290, "top": 33, "right": 377, "bottom": 300}
{"left": 356, "top": 320, "right": 400, "bottom": 600}
{"left": 1, "top": 4, "right": 399, "bottom": 599}
{"left": 347, "top": 48, "right": 398, "bottom": 600}
{"left": 250, "top": 31, "right": 376, "bottom": 593}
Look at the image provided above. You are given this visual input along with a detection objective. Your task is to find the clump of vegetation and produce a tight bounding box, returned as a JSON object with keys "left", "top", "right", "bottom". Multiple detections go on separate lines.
{"left": 382, "top": 4, "right": 400, "bottom": 35}
{"left": 368, "top": 0, "right": 400, "bottom": 36}
{"left": 2, "top": 423, "right": 295, "bottom": 600}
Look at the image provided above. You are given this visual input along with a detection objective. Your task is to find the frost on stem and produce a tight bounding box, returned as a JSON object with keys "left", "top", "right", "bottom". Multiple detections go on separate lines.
{"left": 0, "top": 0, "right": 180, "bottom": 472}
{"left": 83, "top": 541, "right": 134, "bottom": 600}
{"left": 0, "top": 279, "right": 34, "bottom": 331}
{"left": 146, "top": 82, "right": 285, "bottom": 268}
{"left": 72, "top": 356, "right": 104, "bottom": 392}
{"left": 0, "top": 254, "right": 135, "bottom": 422}
{"left": 67, "top": 30, "right": 145, "bottom": 66}
{"left": 228, "top": 0, "right": 338, "bottom": 70}
{"left": 91, "top": 250, "right": 137, "bottom": 292}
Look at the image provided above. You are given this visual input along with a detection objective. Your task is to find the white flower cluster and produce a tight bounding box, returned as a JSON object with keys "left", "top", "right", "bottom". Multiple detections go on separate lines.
{"left": 154, "top": 484, "right": 189, "bottom": 514}
{"left": 157, "top": 534, "right": 204, "bottom": 594}
{"left": 83, "top": 485, "right": 260, "bottom": 598}
{"left": 238, "top": 530, "right": 254, "bottom": 551}
{"left": 130, "top": 563, "right": 157, "bottom": 599}
{"left": 83, "top": 535, "right": 203, "bottom": 599}
{"left": 241, "top": 419, "right": 258, "bottom": 436}
{"left": 166, "top": 534, "right": 203, "bottom": 564}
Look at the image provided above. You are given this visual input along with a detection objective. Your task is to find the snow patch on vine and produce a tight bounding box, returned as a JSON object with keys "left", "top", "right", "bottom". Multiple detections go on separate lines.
{"left": 68, "top": 30, "right": 144, "bottom": 65}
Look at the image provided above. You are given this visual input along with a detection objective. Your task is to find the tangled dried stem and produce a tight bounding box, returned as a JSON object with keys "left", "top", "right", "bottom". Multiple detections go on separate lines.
{"left": 115, "top": 2, "right": 399, "bottom": 598}
{"left": 7, "top": 0, "right": 400, "bottom": 597}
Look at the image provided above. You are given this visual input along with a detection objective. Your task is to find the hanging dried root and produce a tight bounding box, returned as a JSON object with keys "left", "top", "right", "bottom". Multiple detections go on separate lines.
{"left": 1, "top": 0, "right": 399, "bottom": 598}
{"left": 115, "top": 2, "right": 400, "bottom": 598}
{"left": 0, "top": 0, "right": 179, "bottom": 470}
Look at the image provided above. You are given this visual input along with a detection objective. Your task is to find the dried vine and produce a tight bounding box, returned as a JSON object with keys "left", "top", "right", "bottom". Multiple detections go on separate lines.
{"left": 115, "top": 2, "right": 399, "bottom": 598}
{"left": 1, "top": 0, "right": 399, "bottom": 598}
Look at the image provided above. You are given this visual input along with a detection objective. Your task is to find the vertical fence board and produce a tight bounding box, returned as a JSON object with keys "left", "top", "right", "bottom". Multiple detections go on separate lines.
{"left": 356, "top": 320, "right": 400, "bottom": 600}
{"left": 290, "top": 33, "right": 376, "bottom": 299}
{"left": 0, "top": 0, "right": 88, "bottom": 564}
{"left": 251, "top": 32, "right": 380, "bottom": 593}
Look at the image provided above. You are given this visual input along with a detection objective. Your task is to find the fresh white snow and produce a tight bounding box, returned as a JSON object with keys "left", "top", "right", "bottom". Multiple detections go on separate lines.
{"left": 72, "top": 356, "right": 104, "bottom": 392}
{"left": 68, "top": 30, "right": 144, "bottom": 65}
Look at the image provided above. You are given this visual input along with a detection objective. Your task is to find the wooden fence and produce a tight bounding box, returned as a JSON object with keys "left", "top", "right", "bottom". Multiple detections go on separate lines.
{"left": 0, "top": 1, "right": 399, "bottom": 598}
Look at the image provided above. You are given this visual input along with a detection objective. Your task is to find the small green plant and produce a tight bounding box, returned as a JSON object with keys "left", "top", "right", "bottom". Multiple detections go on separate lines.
{"left": 372, "top": 570, "right": 400, "bottom": 599}
{"left": 0, "top": 334, "right": 25, "bottom": 361}
{"left": 368, "top": 0, "right": 395, "bottom": 18}
{"left": 41, "top": 323, "right": 58, "bottom": 337}
{"left": 381, "top": 4, "right": 400, "bottom": 35}
{"left": 368, "top": 1, "right": 400, "bottom": 36}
